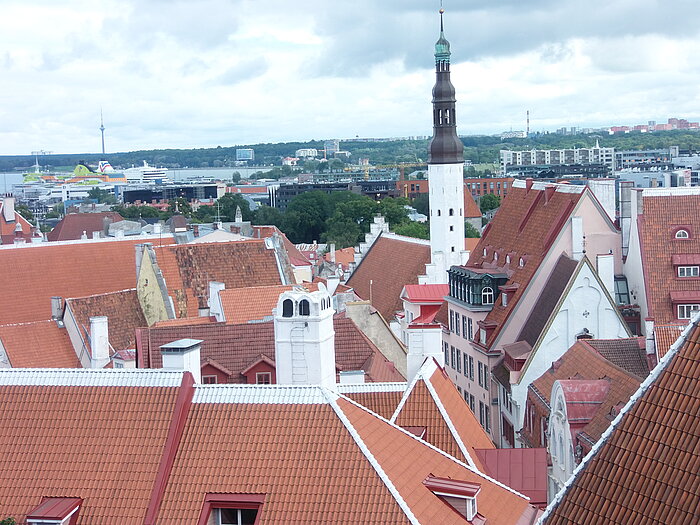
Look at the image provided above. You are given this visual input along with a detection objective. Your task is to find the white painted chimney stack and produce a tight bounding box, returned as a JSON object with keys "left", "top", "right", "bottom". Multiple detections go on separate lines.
{"left": 2, "top": 197, "right": 15, "bottom": 222}
{"left": 89, "top": 316, "right": 110, "bottom": 367}
{"left": 596, "top": 253, "right": 615, "bottom": 298}
{"left": 160, "top": 338, "right": 203, "bottom": 383}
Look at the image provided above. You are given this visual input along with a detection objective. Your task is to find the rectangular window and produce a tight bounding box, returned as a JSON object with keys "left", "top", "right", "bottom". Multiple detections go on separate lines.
{"left": 463, "top": 353, "right": 469, "bottom": 377}
{"left": 449, "top": 310, "right": 454, "bottom": 331}
{"left": 485, "top": 406, "right": 491, "bottom": 433}
{"left": 455, "top": 313, "right": 460, "bottom": 336}
{"left": 480, "top": 329, "right": 486, "bottom": 345}
{"left": 462, "top": 316, "right": 468, "bottom": 339}
{"left": 202, "top": 375, "right": 218, "bottom": 384}
{"left": 469, "top": 356, "right": 474, "bottom": 380}
{"left": 450, "top": 346, "right": 456, "bottom": 368}
{"left": 444, "top": 342, "right": 449, "bottom": 364}
{"left": 479, "top": 401, "right": 485, "bottom": 428}
{"left": 467, "top": 318, "right": 473, "bottom": 340}
{"left": 457, "top": 386, "right": 462, "bottom": 395}
{"left": 456, "top": 349, "right": 462, "bottom": 373}
{"left": 678, "top": 304, "right": 700, "bottom": 319}
{"left": 478, "top": 362, "right": 483, "bottom": 387}
{"left": 678, "top": 266, "right": 700, "bottom": 278}
{"left": 217, "top": 508, "right": 258, "bottom": 525}
{"left": 256, "top": 372, "right": 272, "bottom": 385}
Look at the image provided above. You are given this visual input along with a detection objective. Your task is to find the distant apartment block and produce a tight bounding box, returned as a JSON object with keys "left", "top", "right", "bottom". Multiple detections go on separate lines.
{"left": 499, "top": 144, "right": 615, "bottom": 175}
{"left": 235, "top": 148, "right": 255, "bottom": 162}
{"left": 464, "top": 177, "right": 514, "bottom": 198}
{"left": 609, "top": 117, "right": 699, "bottom": 134}
{"left": 324, "top": 139, "right": 340, "bottom": 156}
{"left": 614, "top": 147, "right": 679, "bottom": 170}
{"left": 295, "top": 148, "right": 318, "bottom": 158}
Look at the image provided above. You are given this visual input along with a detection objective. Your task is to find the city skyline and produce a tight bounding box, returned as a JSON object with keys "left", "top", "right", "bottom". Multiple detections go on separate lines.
{"left": 2, "top": 0, "right": 700, "bottom": 155}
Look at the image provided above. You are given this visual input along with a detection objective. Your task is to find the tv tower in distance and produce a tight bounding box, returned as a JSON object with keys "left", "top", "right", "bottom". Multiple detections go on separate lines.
{"left": 99, "top": 109, "right": 106, "bottom": 156}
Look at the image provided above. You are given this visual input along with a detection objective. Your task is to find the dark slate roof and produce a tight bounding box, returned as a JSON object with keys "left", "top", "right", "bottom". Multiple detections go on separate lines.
{"left": 583, "top": 338, "right": 649, "bottom": 379}
{"left": 516, "top": 254, "right": 579, "bottom": 347}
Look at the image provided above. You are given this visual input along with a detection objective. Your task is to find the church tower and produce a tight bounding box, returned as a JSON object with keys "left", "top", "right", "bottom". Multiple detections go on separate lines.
{"left": 425, "top": 9, "right": 467, "bottom": 284}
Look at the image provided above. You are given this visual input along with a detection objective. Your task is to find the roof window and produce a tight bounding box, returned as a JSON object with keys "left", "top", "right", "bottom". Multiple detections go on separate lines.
{"left": 675, "top": 229, "right": 690, "bottom": 239}
{"left": 27, "top": 497, "right": 82, "bottom": 525}
{"left": 200, "top": 494, "right": 265, "bottom": 525}
{"left": 424, "top": 475, "right": 481, "bottom": 521}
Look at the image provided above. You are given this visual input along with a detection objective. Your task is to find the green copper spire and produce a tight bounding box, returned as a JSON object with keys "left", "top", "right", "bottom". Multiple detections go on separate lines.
{"left": 434, "top": 8, "right": 451, "bottom": 64}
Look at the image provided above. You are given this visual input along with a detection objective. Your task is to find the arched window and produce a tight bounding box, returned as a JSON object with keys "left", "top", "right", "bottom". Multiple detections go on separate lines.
{"left": 437, "top": 209, "right": 441, "bottom": 216}
{"left": 299, "top": 299, "right": 310, "bottom": 316}
{"left": 493, "top": 252, "right": 498, "bottom": 262}
{"left": 506, "top": 255, "right": 511, "bottom": 264}
{"left": 519, "top": 257, "right": 525, "bottom": 267}
{"left": 482, "top": 287, "right": 494, "bottom": 305}
{"left": 449, "top": 208, "right": 454, "bottom": 216}
{"left": 483, "top": 248, "right": 487, "bottom": 257}
{"left": 676, "top": 229, "right": 689, "bottom": 239}
{"left": 282, "top": 299, "right": 294, "bottom": 318}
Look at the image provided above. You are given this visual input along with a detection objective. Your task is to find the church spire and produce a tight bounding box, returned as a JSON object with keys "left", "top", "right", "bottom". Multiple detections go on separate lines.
{"left": 428, "top": 7, "right": 463, "bottom": 165}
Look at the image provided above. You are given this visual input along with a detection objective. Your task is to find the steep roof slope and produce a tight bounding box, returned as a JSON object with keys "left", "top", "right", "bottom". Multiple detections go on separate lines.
{"left": 0, "top": 369, "right": 186, "bottom": 525}
{"left": 347, "top": 234, "right": 431, "bottom": 321}
{"left": 219, "top": 283, "right": 318, "bottom": 323}
{"left": 46, "top": 212, "right": 124, "bottom": 242}
{"left": 0, "top": 238, "right": 158, "bottom": 325}
{"left": 638, "top": 191, "right": 700, "bottom": 324}
{"left": 153, "top": 239, "right": 287, "bottom": 317}
{"left": 137, "top": 317, "right": 403, "bottom": 383}
{"left": 66, "top": 289, "right": 147, "bottom": 351}
{"left": 542, "top": 315, "right": 700, "bottom": 523}
{"left": 465, "top": 181, "right": 587, "bottom": 347}
{"left": 391, "top": 360, "right": 495, "bottom": 471}
{"left": 0, "top": 320, "right": 78, "bottom": 368}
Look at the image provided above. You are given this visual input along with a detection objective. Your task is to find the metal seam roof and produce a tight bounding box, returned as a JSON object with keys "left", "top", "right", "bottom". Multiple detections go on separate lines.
{"left": 0, "top": 368, "right": 185, "bottom": 387}
{"left": 192, "top": 384, "right": 335, "bottom": 404}
{"left": 338, "top": 382, "right": 407, "bottom": 394}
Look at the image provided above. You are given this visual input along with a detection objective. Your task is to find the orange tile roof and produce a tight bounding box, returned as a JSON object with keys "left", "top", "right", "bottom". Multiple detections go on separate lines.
{"left": 638, "top": 192, "right": 700, "bottom": 324}
{"left": 324, "top": 246, "right": 356, "bottom": 270}
{"left": 653, "top": 322, "right": 686, "bottom": 358}
{"left": 0, "top": 200, "right": 35, "bottom": 245}
{"left": 465, "top": 237, "right": 480, "bottom": 253}
{"left": 0, "top": 238, "right": 157, "bottom": 325}
{"left": 66, "top": 289, "right": 146, "bottom": 351}
{"left": 153, "top": 240, "right": 287, "bottom": 318}
{"left": 392, "top": 360, "right": 495, "bottom": 471}
{"left": 153, "top": 316, "right": 218, "bottom": 327}
{"left": 46, "top": 212, "right": 125, "bottom": 242}
{"left": 466, "top": 183, "right": 586, "bottom": 348}
{"left": 0, "top": 320, "right": 79, "bottom": 368}
{"left": 138, "top": 316, "right": 404, "bottom": 383}
{"left": 543, "top": 317, "right": 700, "bottom": 524}
{"left": 464, "top": 189, "right": 482, "bottom": 219}
{"left": 347, "top": 234, "right": 431, "bottom": 321}
{"left": 341, "top": 388, "right": 405, "bottom": 419}
{"left": 219, "top": 284, "right": 318, "bottom": 324}
{"left": 0, "top": 369, "right": 186, "bottom": 524}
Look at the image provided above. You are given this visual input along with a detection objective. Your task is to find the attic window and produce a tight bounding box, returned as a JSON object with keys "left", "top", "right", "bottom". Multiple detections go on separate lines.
{"left": 506, "top": 255, "right": 511, "bottom": 264}
{"left": 299, "top": 299, "right": 310, "bottom": 316}
{"left": 423, "top": 475, "right": 481, "bottom": 522}
{"left": 27, "top": 497, "right": 83, "bottom": 525}
{"left": 216, "top": 508, "right": 258, "bottom": 525}
{"left": 519, "top": 257, "right": 525, "bottom": 267}
{"left": 483, "top": 248, "right": 487, "bottom": 257}
{"left": 675, "top": 229, "right": 690, "bottom": 239}
{"left": 200, "top": 494, "right": 264, "bottom": 525}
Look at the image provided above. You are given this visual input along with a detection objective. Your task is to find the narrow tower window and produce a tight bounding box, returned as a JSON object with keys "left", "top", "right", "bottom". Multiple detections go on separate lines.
{"left": 299, "top": 299, "right": 310, "bottom": 316}
{"left": 282, "top": 299, "right": 293, "bottom": 318}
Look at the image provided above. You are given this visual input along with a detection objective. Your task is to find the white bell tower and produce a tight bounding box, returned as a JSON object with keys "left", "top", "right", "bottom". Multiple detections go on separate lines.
{"left": 274, "top": 284, "right": 336, "bottom": 388}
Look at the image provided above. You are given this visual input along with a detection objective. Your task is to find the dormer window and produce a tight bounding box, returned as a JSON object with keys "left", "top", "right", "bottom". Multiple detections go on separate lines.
{"left": 423, "top": 475, "right": 481, "bottom": 522}
{"left": 506, "top": 255, "right": 511, "bottom": 264}
{"left": 27, "top": 497, "right": 82, "bottom": 525}
{"left": 201, "top": 494, "right": 264, "bottom": 525}
{"left": 482, "top": 287, "right": 494, "bottom": 305}
{"left": 215, "top": 508, "right": 258, "bottom": 525}
{"left": 678, "top": 266, "right": 699, "bottom": 278}
{"left": 675, "top": 229, "right": 690, "bottom": 239}
{"left": 519, "top": 257, "right": 525, "bottom": 267}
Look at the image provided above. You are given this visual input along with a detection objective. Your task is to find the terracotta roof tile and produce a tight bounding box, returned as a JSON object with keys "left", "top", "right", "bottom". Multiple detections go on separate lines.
{"left": 138, "top": 317, "right": 404, "bottom": 383}
{"left": 583, "top": 337, "right": 649, "bottom": 378}
{"left": 653, "top": 322, "right": 686, "bottom": 358}
{"left": 392, "top": 361, "right": 495, "bottom": 471}
{"left": 0, "top": 370, "right": 184, "bottom": 524}
{"left": 638, "top": 192, "right": 700, "bottom": 324}
{"left": 219, "top": 284, "right": 318, "bottom": 324}
{"left": 47, "top": 212, "right": 125, "bottom": 242}
{"left": 0, "top": 238, "right": 154, "bottom": 325}
{"left": 324, "top": 246, "right": 356, "bottom": 270}
{"left": 66, "top": 289, "right": 146, "bottom": 351}
{"left": 464, "top": 189, "right": 482, "bottom": 219}
{"left": 543, "top": 317, "right": 700, "bottom": 524}
{"left": 466, "top": 183, "right": 586, "bottom": 347}
{"left": 0, "top": 320, "right": 79, "bottom": 368}
{"left": 474, "top": 447, "right": 548, "bottom": 507}
{"left": 342, "top": 389, "right": 404, "bottom": 419}
{"left": 347, "top": 235, "right": 431, "bottom": 321}
{"left": 153, "top": 240, "right": 286, "bottom": 318}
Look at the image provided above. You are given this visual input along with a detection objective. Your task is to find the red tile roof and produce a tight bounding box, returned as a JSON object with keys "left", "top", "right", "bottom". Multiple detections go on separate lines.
{"left": 392, "top": 360, "right": 495, "bottom": 471}
{"left": 0, "top": 238, "right": 154, "bottom": 325}
{"left": 324, "top": 246, "right": 356, "bottom": 270}
{"left": 137, "top": 316, "right": 404, "bottom": 383}
{"left": 638, "top": 192, "right": 700, "bottom": 324}
{"left": 464, "top": 189, "right": 482, "bottom": 219}
{"left": 0, "top": 369, "right": 186, "bottom": 524}
{"left": 219, "top": 284, "right": 318, "bottom": 324}
{"left": 347, "top": 234, "right": 431, "bottom": 321}
{"left": 0, "top": 320, "right": 79, "bottom": 368}
{"left": 543, "top": 317, "right": 700, "bottom": 524}
{"left": 474, "top": 447, "right": 548, "bottom": 507}
{"left": 402, "top": 284, "right": 448, "bottom": 303}
{"left": 66, "top": 289, "right": 146, "bottom": 351}
{"left": 465, "top": 183, "right": 587, "bottom": 348}
{"left": 653, "top": 322, "right": 686, "bottom": 358}
{"left": 153, "top": 240, "right": 287, "bottom": 318}
{"left": 0, "top": 199, "right": 35, "bottom": 245}
{"left": 46, "top": 212, "right": 125, "bottom": 242}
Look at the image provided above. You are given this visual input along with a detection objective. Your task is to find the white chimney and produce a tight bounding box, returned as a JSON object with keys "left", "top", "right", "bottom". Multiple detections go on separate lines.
{"left": 160, "top": 338, "right": 203, "bottom": 383}
{"left": 329, "top": 243, "right": 336, "bottom": 263}
{"left": 51, "top": 296, "right": 63, "bottom": 321}
{"left": 339, "top": 370, "right": 365, "bottom": 384}
{"left": 407, "top": 325, "right": 444, "bottom": 382}
{"left": 207, "top": 281, "right": 226, "bottom": 322}
{"left": 326, "top": 275, "right": 340, "bottom": 296}
{"left": 92, "top": 231, "right": 100, "bottom": 239}
{"left": 81, "top": 230, "right": 88, "bottom": 240}
{"left": 596, "top": 253, "right": 615, "bottom": 297}
{"left": 89, "top": 316, "right": 110, "bottom": 367}
{"left": 571, "top": 216, "right": 584, "bottom": 260}
{"left": 274, "top": 284, "right": 336, "bottom": 388}
{"left": 2, "top": 197, "right": 15, "bottom": 222}
{"left": 645, "top": 318, "right": 656, "bottom": 357}
{"left": 153, "top": 222, "right": 162, "bottom": 234}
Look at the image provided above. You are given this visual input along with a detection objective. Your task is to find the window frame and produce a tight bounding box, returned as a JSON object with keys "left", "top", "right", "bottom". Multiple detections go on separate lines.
{"left": 198, "top": 494, "right": 265, "bottom": 525}
{"left": 678, "top": 304, "right": 700, "bottom": 319}
{"left": 678, "top": 265, "right": 700, "bottom": 278}
{"left": 202, "top": 375, "right": 218, "bottom": 385}
{"left": 256, "top": 372, "right": 272, "bottom": 385}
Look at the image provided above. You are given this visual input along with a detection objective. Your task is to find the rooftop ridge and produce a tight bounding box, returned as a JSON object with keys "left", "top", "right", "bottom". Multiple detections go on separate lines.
{"left": 325, "top": 389, "right": 421, "bottom": 525}
{"left": 339, "top": 391, "right": 531, "bottom": 501}
{"left": 0, "top": 233, "right": 177, "bottom": 250}
{"left": 640, "top": 186, "right": 700, "bottom": 197}
{"left": 0, "top": 368, "right": 185, "bottom": 387}
{"left": 389, "top": 358, "right": 438, "bottom": 423}
{"left": 337, "top": 382, "right": 407, "bottom": 394}
{"left": 192, "top": 383, "right": 335, "bottom": 404}
{"left": 511, "top": 179, "right": 586, "bottom": 194}
{"left": 538, "top": 310, "right": 700, "bottom": 523}
{"left": 65, "top": 287, "right": 138, "bottom": 301}
{"left": 383, "top": 232, "right": 432, "bottom": 246}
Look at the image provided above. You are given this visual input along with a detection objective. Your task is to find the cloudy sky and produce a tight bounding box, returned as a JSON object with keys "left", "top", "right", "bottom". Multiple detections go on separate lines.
{"left": 1, "top": 0, "right": 699, "bottom": 155}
